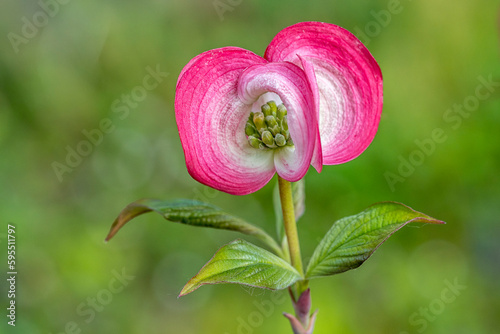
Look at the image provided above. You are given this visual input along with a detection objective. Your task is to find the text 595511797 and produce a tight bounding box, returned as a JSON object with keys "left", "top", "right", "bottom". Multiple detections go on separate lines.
{"left": 7, "top": 224, "right": 16, "bottom": 326}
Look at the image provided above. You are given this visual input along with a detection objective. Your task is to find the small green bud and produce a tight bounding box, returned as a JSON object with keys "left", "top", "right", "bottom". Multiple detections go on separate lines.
{"left": 261, "top": 104, "right": 272, "bottom": 117}
{"left": 264, "top": 116, "right": 279, "bottom": 136}
{"left": 265, "top": 115, "right": 278, "bottom": 128}
{"left": 275, "top": 134, "right": 286, "bottom": 147}
{"left": 248, "top": 136, "right": 264, "bottom": 149}
{"left": 245, "top": 122, "right": 257, "bottom": 136}
{"left": 270, "top": 126, "right": 281, "bottom": 136}
{"left": 282, "top": 116, "right": 289, "bottom": 131}
{"left": 267, "top": 101, "right": 277, "bottom": 117}
{"left": 253, "top": 112, "right": 267, "bottom": 133}
{"left": 281, "top": 129, "right": 290, "bottom": 140}
{"left": 261, "top": 131, "right": 276, "bottom": 148}
{"left": 277, "top": 104, "right": 287, "bottom": 120}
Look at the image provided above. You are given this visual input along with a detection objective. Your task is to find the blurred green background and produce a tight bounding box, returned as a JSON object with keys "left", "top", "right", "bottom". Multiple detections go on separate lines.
{"left": 1, "top": 0, "right": 499, "bottom": 333}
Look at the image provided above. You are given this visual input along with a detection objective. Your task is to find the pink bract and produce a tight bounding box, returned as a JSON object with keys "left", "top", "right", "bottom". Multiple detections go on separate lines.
{"left": 175, "top": 22, "right": 383, "bottom": 195}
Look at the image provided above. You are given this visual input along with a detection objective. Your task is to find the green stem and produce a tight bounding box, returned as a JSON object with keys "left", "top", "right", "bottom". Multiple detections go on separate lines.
{"left": 277, "top": 176, "right": 309, "bottom": 297}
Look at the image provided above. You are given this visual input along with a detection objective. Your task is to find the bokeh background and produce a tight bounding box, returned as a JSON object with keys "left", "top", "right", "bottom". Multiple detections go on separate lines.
{"left": 1, "top": 0, "right": 499, "bottom": 333}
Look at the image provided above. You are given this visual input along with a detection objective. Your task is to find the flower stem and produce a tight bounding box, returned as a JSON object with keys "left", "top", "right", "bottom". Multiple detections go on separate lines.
{"left": 277, "top": 176, "right": 308, "bottom": 297}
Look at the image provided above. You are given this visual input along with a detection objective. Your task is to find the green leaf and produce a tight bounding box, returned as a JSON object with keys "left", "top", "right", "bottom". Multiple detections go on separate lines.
{"left": 106, "top": 199, "right": 283, "bottom": 256}
{"left": 306, "top": 202, "right": 445, "bottom": 278}
{"left": 273, "top": 179, "right": 306, "bottom": 239}
{"left": 179, "top": 239, "right": 302, "bottom": 296}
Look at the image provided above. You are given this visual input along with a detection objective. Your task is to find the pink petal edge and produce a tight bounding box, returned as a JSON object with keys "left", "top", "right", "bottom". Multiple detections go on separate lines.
{"left": 265, "top": 21, "right": 383, "bottom": 165}
{"left": 297, "top": 55, "right": 323, "bottom": 172}
{"left": 175, "top": 47, "right": 276, "bottom": 195}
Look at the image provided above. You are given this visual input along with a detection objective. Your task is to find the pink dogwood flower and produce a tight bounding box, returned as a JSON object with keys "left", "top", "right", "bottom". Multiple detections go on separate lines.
{"left": 175, "top": 22, "right": 383, "bottom": 195}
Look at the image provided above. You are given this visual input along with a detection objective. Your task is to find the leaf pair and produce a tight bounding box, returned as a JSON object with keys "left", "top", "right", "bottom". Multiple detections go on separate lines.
{"left": 106, "top": 198, "right": 444, "bottom": 295}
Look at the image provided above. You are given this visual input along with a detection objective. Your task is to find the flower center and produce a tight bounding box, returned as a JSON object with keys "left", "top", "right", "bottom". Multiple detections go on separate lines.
{"left": 245, "top": 100, "right": 294, "bottom": 150}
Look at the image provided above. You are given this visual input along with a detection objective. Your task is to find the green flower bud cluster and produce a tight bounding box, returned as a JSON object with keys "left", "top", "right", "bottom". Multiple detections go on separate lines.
{"left": 245, "top": 101, "right": 293, "bottom": 150}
